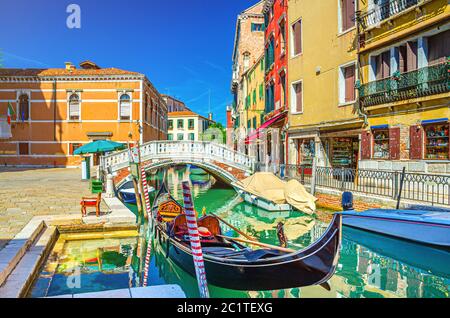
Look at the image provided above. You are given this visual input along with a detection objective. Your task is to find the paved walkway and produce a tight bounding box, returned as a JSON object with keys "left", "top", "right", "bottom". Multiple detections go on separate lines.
{"left": 0, "top": 168, "right": 106, "bottom": 250}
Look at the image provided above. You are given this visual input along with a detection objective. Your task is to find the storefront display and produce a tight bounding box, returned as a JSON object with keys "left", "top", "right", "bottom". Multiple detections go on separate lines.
{"left": 424, "top": 123, "right": 449, "bottom": 160}
{"left": 299, "top": 139, "right": 315, "bottom": 165}
{"left": 331, "top": 138, "right": 358, "bottom": 168}
{"left": 373, "top": 129, "right": 390, "bottom": 159}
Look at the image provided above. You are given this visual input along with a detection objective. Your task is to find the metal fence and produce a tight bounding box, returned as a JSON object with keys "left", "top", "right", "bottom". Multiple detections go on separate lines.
{"left": 256, "top": 163, "right": 450, "bottom": 206}
{"left": 359, "top": 0, "right": 419, "bottom": 29}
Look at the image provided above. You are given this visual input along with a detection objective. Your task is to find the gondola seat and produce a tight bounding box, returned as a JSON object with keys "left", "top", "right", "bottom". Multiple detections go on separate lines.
{"left": 243, "top": 249, "right": 283, "bottom": 261}
{"left": 172, "top": 215, "right": 221, "bottom": 237}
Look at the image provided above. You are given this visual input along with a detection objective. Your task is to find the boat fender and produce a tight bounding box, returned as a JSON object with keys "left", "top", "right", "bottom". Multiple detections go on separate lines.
{"left": 342, "top": 192, "right": 354, "bottom": 211}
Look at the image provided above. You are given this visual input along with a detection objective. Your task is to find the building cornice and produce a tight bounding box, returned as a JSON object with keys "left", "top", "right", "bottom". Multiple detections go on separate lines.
{"left": 0, "top": 74, "right": 145, "bottom": 83}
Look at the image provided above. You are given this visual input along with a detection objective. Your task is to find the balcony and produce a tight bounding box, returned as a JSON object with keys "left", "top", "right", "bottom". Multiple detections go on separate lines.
{"left": 358, "top": 61, "right": 449, "bottom": 107}
{"left": 359, "top": 0, "right": 420, "bottom": 29}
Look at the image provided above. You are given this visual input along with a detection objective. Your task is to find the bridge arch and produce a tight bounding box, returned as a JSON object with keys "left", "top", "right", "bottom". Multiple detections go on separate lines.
{"left": 102, "top": 141, "right": 255, "bottom": 186}
{"left": 142, "top": 159, "right": 246, "bottom": 185}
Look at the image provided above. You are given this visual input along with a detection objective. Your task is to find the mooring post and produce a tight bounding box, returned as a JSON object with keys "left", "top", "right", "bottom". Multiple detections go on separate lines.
{"left": 182, "top": 181, "right": 210, "bottom": 298}
{"left": 311, "top": 156, "right": 318, "bottom": 196}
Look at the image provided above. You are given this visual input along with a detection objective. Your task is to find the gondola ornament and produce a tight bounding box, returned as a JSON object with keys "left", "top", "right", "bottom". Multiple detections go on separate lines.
{"left": 182, "top": 181, "right": 210, "bottom": 299}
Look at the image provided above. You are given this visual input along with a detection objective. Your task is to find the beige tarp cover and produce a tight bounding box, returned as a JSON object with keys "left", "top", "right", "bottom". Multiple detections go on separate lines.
{"left": 238, "top": 173, "right": 317, "bottom": 214}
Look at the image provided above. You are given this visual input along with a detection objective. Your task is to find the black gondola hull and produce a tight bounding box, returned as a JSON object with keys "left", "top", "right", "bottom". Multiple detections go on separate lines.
{"left": 155, "top": 214, "right": 342, "bottom": 291}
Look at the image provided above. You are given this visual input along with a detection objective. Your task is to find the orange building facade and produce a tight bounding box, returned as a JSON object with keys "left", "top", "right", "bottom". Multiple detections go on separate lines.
{"left": 0, "top": 61, "right": 167, "bottom": 167}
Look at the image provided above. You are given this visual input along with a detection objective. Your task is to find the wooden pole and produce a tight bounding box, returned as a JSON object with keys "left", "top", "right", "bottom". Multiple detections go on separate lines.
{"left": 310, "top": 155, "right": 318, "bottom": 196}
{"left": 210, "top": 213, "right": 256, "bottom": 241}
{"left": 127, "top": 141, "right": 144, "bottom": 224}
{"left": 182, "top": 182, "right": 210, "bottom": 298}
{"left": 396, "top": 167, "right": 406, "bottom": 210}
{"left": 217, "top": 235, "right": 296, "bottom": 254}
{"left": 136, "top": 142, "right": 150, "bottom": 220}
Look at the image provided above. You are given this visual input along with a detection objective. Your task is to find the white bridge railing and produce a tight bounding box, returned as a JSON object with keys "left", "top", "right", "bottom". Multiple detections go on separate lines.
{"left": 100, "top": 141, "right": 256, "bottom": 174}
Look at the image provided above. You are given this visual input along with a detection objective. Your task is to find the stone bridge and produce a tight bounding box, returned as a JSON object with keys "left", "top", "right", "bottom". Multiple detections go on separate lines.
{"left": 100, "top": 141, "right": 256, "bottom": 186}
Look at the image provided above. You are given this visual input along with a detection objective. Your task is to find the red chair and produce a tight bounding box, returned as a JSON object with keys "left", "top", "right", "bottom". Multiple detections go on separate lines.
{"left": 81, "top": 193, "right": 102, "bottom": 217}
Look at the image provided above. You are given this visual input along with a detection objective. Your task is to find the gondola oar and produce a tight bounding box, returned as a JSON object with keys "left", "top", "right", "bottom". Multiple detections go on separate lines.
{"left": 217, "top": 234, "right": 332, "bottom": 292}
{"left": 210, "top": 212, "right": 256, "bottom": 241}
{"left": 217, "top": 235, "right": 296, "bottom": 253}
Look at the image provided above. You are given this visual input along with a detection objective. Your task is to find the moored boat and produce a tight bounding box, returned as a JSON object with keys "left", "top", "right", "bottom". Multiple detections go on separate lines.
{"left": 118, "top": 181, "right": 155, "bottom": 204}
{"left": 341, "top": 209, "right": 450, "bottom": 248}
{"left": 233, "top": 172, "right": 317, "bottom": 214}
{"left": 150, "top": 182, "right": 342, "bottom": 291}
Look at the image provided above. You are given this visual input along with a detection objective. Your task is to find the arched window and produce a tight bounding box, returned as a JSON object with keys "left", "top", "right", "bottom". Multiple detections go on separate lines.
{"left": 19, "top": 94, "right": 29, "bottom": 121}
{"left": 119, "top": 94, "right": 131, "bottom": 120}
{"left": 243, "top": 52, "right": 250, "bottom": 69}
{"left": 68, "top": 93, "right": 80, "bottom": 121}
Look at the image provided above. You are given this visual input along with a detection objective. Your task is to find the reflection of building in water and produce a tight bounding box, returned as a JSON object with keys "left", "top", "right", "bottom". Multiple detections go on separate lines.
{"left": 309, "top": 222, "right": 328, "bottom": 242}
{"left": 351, "top": 245, "right": 450, "bottom": 298}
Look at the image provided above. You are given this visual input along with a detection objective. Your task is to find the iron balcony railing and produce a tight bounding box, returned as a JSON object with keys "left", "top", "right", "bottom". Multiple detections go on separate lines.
{"left": 255, "top": 163, "right": 450, "bottom": 206}
{"left": 358, "top": 61, "right": 450, "bottom": 107}
{"left": 359, "top": 0, "right": 419, "bottom": 29}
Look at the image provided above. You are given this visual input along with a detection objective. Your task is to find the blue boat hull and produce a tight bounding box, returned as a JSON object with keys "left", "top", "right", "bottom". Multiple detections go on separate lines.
{"left": 342, "top": 209, "right": 450, "bottom": 248}
{"left": 120, "top": 191, "right": 137, "bottom": 204}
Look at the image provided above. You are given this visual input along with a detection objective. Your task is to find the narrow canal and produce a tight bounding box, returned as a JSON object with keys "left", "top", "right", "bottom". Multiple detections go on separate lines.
{"left": 30, "top": 166, "right": 450, "bottom": 298}
{"left": 130, "top": 167, "right": 450, "bottom": 298}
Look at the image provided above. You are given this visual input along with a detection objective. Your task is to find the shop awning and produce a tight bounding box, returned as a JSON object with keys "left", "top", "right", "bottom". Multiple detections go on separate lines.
{"left": 422, "top": 118, "right": 448, "bottom": 125}
{"left": 371, "top": 124, "right": 389, "bottom": 130}
{"left": 245, "top": 112, "right": 287, "bottom": 144}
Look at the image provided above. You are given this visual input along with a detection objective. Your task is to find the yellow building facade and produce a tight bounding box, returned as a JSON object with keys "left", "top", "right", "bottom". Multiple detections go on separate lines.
{"left": 357, "top": 0, "right": 450, "bottom": 174}
{"left": 287, "top": 0, "right": 363, "bottom": 169}
{"left": 240, "top": 54, "right": 266, "bottom": 157}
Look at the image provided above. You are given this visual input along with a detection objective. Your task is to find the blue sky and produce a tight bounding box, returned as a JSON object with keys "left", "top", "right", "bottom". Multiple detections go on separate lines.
{"left": 0, "top": 0, "right": 258, "bottom": 124}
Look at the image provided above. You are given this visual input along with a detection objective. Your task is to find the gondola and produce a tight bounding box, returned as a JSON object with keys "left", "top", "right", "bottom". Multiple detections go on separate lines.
{"left": 150, "top": 182, "right": 342, "bottom": 291}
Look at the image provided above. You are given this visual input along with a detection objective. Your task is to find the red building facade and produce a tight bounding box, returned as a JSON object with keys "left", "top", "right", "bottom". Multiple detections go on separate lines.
{"left": 262, "top": 0, "right": 289, "bottom": 166}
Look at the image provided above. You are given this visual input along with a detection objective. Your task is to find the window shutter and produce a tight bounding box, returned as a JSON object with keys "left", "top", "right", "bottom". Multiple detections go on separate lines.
{"left": 399, "top": 45, "right": 407, "bottom": 73}
{"left": 344, "top": 65, "right": 355, "bottom": 102}
{"left": 19, "top": 143, "right": 29, "bottom": 155}
{"left": 361, "top": 131, "right": 372, "bottom": 160}
{"left": 375, "top": 55, "right": 382, "bottom": 80}
{"left": 409, "top": 126, "right": 423, "bottom": 160}
{"left": 389, "top": 128, "right": 401, "bottom": 160}
{"left": 121, "top": 103, "right": 130, "bottom": 119}
{"left": 381, "top": 51, "right": 391, "bottom": 79}
{"left": 428, "top": 30, "right": 450, "bottom": 66}
{"left": 341, "top": 0, "right": 348, "bottom": 31}
{"left": 345, "top": 0, "right": 355, "bottom": 31}
{"left": 69, "top": 102, "right": 80, "bottom": 119}
{"left": 406, "top": 41, "right": 418, "bottom": 72}
{"left": 293, "top": 20, "right": 302, "bottom": 55}
{"left": 295, "top": 83, "right": 303, "bottom": 113}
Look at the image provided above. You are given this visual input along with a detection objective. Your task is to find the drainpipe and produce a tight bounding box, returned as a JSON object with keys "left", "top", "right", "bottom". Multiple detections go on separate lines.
{"left": 52, "top": 80, "right": 57, "bottom": 141}
{"left": 355, "top": 7, "right": 369, "bottom": 128}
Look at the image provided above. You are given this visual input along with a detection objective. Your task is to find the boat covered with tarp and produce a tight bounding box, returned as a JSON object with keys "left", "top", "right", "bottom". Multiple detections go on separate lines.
{"left": 233, "top": 172, "right": 317, "bottom": 214}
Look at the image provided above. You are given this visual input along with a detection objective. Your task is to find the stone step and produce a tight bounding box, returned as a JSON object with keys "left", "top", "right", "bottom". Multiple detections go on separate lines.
{"left": 0, "top": 226, "right": 58, "bottom": 298}
{"left": 0, "top": 219, "right": 46, "bottom": 287}
{"left": 48, "top": 285, "right": 186, "bottom": 298}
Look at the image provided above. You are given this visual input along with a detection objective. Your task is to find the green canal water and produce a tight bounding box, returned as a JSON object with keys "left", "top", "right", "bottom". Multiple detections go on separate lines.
{"left": 30, "top": 167, "right": 450, "bottom": 298}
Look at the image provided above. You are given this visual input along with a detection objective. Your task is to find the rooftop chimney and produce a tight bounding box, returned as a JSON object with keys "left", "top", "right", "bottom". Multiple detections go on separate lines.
{"left": 208, "top": 113, "right": 213, "bottom": 121}
{"left": 65, "top": 62, "right": 76, "bottom": 71}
